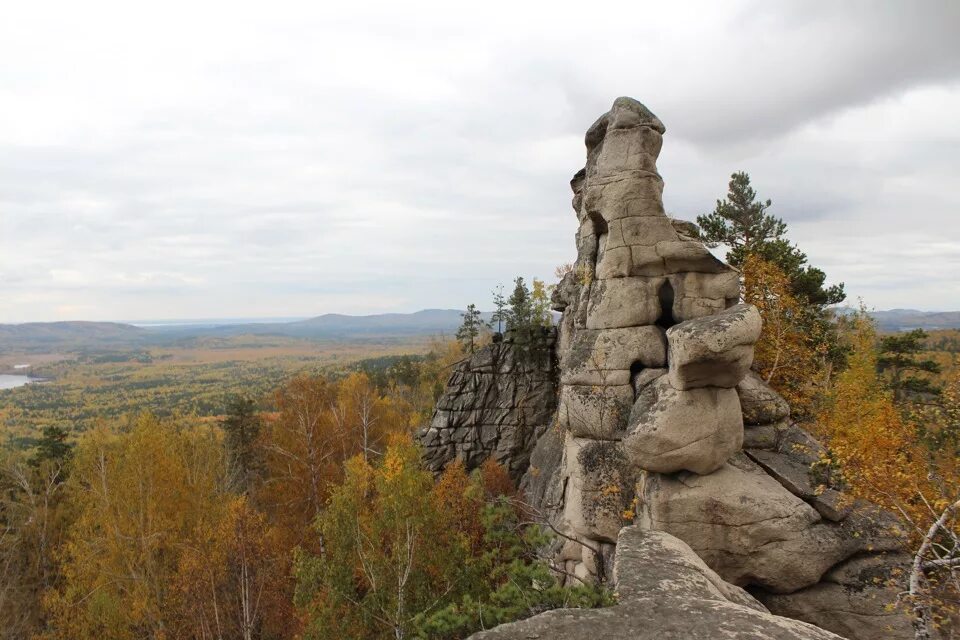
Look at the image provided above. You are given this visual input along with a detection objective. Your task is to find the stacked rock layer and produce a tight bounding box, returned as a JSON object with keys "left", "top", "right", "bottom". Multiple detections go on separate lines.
{"left": 422, "top": 98, "right": 918, "bottom": 640}
{"left": 420, "top": 331, "right": 557, "bottom": 481}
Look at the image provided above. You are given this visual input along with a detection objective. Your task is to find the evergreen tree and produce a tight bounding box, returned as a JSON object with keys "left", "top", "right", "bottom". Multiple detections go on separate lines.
{"left": 878, "top": 329, "right": 942, "bottom": 402}
{"left": 456, "top": 304, "right": 487, "bottom": 354}
{"left": 697, "top": 171, "right": 845, "bottom": 307}
{"left": 221, "top": 395, "right": 263, "bottom": 492}
{"left": 506, "top": 277, "right": 532, "bottom": 331}
{"left": 29, "top": 425, "right": 72, "bottom": 469}
{"left": 491, "top": 284, "right": 508, "bottom": 335}
{"left": 697, "top": 171, "right": 785, "bottom": 266}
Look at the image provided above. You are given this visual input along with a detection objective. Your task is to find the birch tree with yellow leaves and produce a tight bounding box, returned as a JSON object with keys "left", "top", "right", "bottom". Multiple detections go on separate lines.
{"left": 815, "top": 311, "right": 959, "bottom": 639}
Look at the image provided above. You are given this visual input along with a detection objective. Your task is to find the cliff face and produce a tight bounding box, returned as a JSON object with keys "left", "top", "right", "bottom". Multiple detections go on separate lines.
{"left": 420, "top": 330, "right": 558, "bottom": 481}
{"left": 419, "top": 98, "right": 917, "bottom": 640}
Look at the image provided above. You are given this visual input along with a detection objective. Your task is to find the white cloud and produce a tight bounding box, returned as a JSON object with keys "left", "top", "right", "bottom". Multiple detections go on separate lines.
{"left": 0, "top": 0, "right": 958, "bottom": 321}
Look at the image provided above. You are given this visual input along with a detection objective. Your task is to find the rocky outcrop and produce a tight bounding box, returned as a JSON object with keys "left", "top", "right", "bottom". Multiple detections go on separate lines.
{"left": 419, "top": 97, "right": 917, "bottom": 639}
{"left": 637, "top": 453, "right": 904, "bottom": 594}
{"left": 757, "top": 553, "right": 918, "bottom": 640}
{"left": 419, "top": 330, "right": 557, "bottom": 480}
{"left": 468, "top": 527, "right": 844, "bottom": 640}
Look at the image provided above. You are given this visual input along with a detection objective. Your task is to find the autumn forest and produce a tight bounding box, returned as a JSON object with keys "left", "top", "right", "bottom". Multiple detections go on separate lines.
{"left": 2, "top": 174, "right": 959, "bottom": 640}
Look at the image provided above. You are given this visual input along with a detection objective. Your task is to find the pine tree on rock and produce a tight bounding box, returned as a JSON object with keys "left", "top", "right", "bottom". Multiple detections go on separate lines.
{"left": 506, "top": 277, "right": 532, "bottom": 331}
{"left": 697, "top": 171, "right": 785, "bottom": 267}
{"left": 697, "top": 171, "right": 845, "bottom": 307}
{"left": 456, "top": 304, "right": 487, "bottom": 354}
{"left": 491, "top": 284, "right": 508, "bottom": 336}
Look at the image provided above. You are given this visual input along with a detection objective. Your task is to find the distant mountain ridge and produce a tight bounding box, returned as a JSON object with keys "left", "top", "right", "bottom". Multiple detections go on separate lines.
{"left": 868, "top": 309, "right": 960, "bottom": 332}
{"left": 0, "top": 321, "right": 146, "bottom": 350}
{"left": 1, "top": 309, "right": 957, "bottom": 352}
{"left": 0, "top": 310, "right": 485, "bottom": 351}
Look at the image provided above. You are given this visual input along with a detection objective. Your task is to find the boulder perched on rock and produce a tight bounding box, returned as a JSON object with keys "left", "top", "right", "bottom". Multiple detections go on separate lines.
{"left": 467, "top": 527, "right": 844, "bottom": 640}
{"left": 667, "top": 304, "right": 761, "bottom": 390}
{"left": 624, "top": 375, "right": 743, "bottom": 474}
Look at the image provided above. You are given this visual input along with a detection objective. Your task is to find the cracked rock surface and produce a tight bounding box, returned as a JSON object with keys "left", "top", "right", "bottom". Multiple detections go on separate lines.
{"left": 468, "top": 527, "right": 843, "bottom": 640}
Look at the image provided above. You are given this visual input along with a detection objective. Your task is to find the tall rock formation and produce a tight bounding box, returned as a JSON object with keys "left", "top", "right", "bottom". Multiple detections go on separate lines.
{"left": 420, "top": 97, "right": 918, "bottom": 640}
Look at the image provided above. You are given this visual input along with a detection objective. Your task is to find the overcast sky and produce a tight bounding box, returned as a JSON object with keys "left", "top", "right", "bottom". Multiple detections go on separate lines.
{"left": 1, "top": 0, "right": 958, "bottom": 323}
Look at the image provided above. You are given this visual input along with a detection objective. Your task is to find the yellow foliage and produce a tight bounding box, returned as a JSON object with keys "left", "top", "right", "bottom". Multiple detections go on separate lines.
{"left": 814, "top": 313, "right": 957, "bottom": 537}
{"left": 742, "top": 255, "right": 825, "bottom": 417}
{"left": 42, "top": 415, "right": 225, "bottom": 640}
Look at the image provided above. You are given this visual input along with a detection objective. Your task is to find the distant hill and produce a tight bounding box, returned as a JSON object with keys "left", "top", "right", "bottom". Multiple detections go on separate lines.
{"left": 289, "top": 309, "right": 491, "bottom": 336}
{"left": 4, "top": 308, "right": 958, "bottom": 352}
{"left": 869, "top": 309, "right": 960, "bottom": 332}
{"left": 144, "top": 309, "right": 484, "bottom": 341}
{"left": 0, "top": 310, "right": 483, "bottom": 352}
{"left": 0, "top": 321, "right": 146, "bottom": 351}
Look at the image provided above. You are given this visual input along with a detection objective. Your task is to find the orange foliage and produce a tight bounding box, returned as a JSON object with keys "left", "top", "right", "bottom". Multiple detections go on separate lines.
{"left": 172, "top": 495, "right": 292, "bottom": 640}
{"left": 742, "top": 254, "right": 825, "bottom": 417}
{"left": 256, "top": 372, "right": 412, "bottom": 543}
{"left": 479, "top": 457, "right": 516, "bottom": 500}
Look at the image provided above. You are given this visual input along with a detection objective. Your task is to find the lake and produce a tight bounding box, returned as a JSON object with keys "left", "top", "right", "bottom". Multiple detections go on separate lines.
{"left": 0, "top": 374, "right": 40, "bottom": 390}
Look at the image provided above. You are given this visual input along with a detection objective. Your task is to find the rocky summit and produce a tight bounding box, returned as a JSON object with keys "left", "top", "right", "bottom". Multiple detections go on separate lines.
{"left": 418, "top": 97, "right": 917, "bottom": 640}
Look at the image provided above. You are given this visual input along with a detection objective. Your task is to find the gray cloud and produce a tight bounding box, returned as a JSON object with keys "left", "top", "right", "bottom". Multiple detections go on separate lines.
{"left": 1, "top": 0, "right": 958, "bottom": 321}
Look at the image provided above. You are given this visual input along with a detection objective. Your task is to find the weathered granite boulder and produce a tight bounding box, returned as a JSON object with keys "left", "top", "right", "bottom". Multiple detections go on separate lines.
{"left": 638, "top": 453, "right": 905, "bottom": 594}
{"left": 560, "top": 326, "right": 667, "bottom": 386}
{"left": 759, "top": 553, "right": 916, "bottom": 640}
{"left": 557, "top": 383, "right": 633, "bottom": 438}
{"left": 667, "top": 303, "right": 761, "bottom": 390}
{"left": 623, "top": 375, "right": 743, "bottom": 474}
{"left": 738, "top": 370, "right": 791, "bottom": 425}
{"left": 585, "top": 277, "right": 663, "bottom": 329}
{"left": 560, "top": 435, "right": 636, "bottom": 542}
{"left": 467, "top": 527, "right": 844, "bottom": 640}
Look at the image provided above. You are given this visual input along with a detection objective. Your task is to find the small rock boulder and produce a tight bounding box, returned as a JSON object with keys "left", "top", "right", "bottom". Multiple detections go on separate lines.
{"left": 623, "top": 375, "right": 743, "bottom": 475}
{"left": 738, "top": 371, "right": 791, "bottom": 425}
{"left": 667, "top": 303, "right": 761, "bottom": 390}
